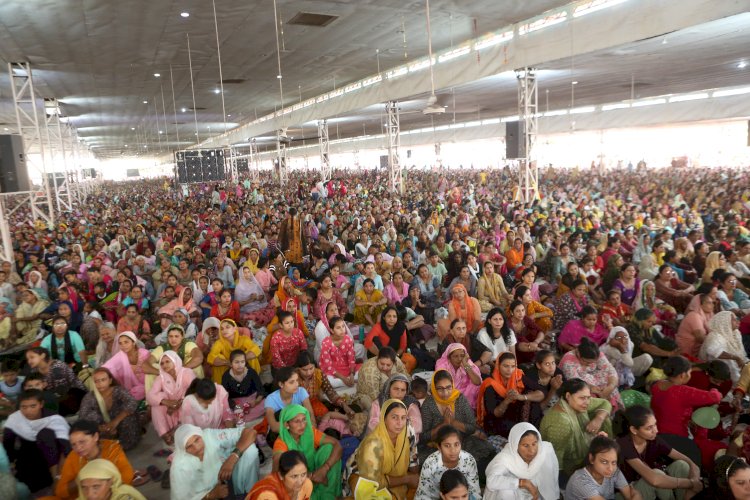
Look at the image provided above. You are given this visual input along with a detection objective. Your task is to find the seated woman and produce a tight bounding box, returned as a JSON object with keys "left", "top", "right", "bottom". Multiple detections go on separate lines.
{"left": 627, "top": 308, "right": 680, "bottom": 370}
{"left": 540, "top": 378, "right": 613, "bottom": 478}
{"left": 148, "top": 323, "right": 204, "bottom": 381}
{"left": 515, "top": 285, "right": 554, "bottom": 333}
{"left": 56, "top": 419, "right": 137, "bottom": 499}
{"left": 270, "top": 311, "right": 308, "bottom": 371}
{"left": 3, "top": 389, "right": 70, "bottom": 494}
{"left": 236, "top": 264, "right": 275, "bottom": 326}
{"left": 600, "top": 289, "right": 633, "bottom": 327}
{"left": 180, "top": 378, "right": 234, "bottom": 429}
{"left": 247, "top": 450, "right": 313, "bottom": 500}
{"left": 564, "top": 436, "right": 641, "bottom": 500}
{"left": 558, "top": 305, "right": 613, "bottom": 352}
{"left": 484, "top": 422, "right": 560, "bottom": 500}
{"left": 102, "top": 331, "right": 150, "bottom": 402}
{"left": 634, "top": 280, "right": 678, "bottom": 338}
{"left": 414, "top": 425, "right": 482, "bottom": 500}
{"left": 265, "top": 367, "right": 317, "bottom": 446}
{"left": 717, "top": 272, "right": 750, "bottom": 316}
{"left": 40, "top": 314, "right": 86, "bottom": 365}
{"left": 601, "top": 327, "right": 650, "bottom": 389}
{"left": 207, "top": 318, "right": 261, "bottom": 383}
{"left": 346, "top": 399, "right": 419, "bottom": 499}
{"left": 355, "top": 346, "right": 409, "bottom": 409}
{"left": 25, "top": 346, "right": 86, "bottom": 416}
{"left": 478, "top": 261, "right": 511, "bottom": 312}
{"left": 700, "top": 311, "right": 748, "bottom": 383}
{"left": 617, "top": 405, "right": 703, "bottom": 500}
{"left": 296, "top": 352, "right": 355, "bottom": 428}
{"left": 147, "top": 351, "right": 196, "bottom": 444}
{"left": 75, "top": 459, "right": 146, "bottom": 500}
{"left": 171, "top": 423, "right": 260, "bottom": 500}
{"left": 676, "top": 293, "right": 715, "bottom": 358}
{"left": 222, "top": 349, "right": 266, "bottom": 421}
{"left": 508, "top": 300, "right": 546, "bottom": 365}
{"left": 714, "top": 457, "right": 750, "bottom": 500}
{"left": 313, "top": 301, "right": 366, "bottom": 362}
{"left": 613, "top": 263, "right": 642, "bottom": 309}
{"left": 553, "top": 279, "right": 590, "bottom": 332}
{"left": 368, "top": 373, "right": 423, "bottom": 440}
{"left": 560, "top": 337, "right": 623, "bottom": 410}
{"left": 651, "top": 355, "right": 725, "bottom": 469}
{"left": 320, "top": 316, "right": 361, "bottom": 389}
{"left": 263, "top": 297, "right": 309, "bottom": 366}
{"left": 419, "top": 371, "right": 496, "bottom": 478}
{"left": 365, "top": 306, "right": 418, "bottom": 373}
{"left": 78, "top": 367, "right": 141, "bottom": 451}
{"left": 477, "top": 353, "right": 545, "bottom": 437}
{"left": 655, "top": 265, "right": 695, "bottom": 314}
{"left": 437, "top": 284, "right": 482, "bottom": 341}
{"left": 353, "top": 278, "right": 388, "bottom": 327}
{"left": 208, "top": 288, "right": 240, "bottom": 324}
{"left": 435, "top": 342, "right": 482, "bottom": 410}
{"left": 273, "top": 404, "right": 343, "bottom": 499}
{"left": 525, "top": 350, "right": 564, "bottom": 411}
{"left": 314, "top": 273, "right": 347, "bottom": 320}
{"left": 476, "top": 308, "right": 517, "bottom": 365}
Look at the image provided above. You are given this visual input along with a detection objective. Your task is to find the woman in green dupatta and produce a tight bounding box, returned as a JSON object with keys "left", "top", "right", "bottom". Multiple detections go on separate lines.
{"left": 272, "top": 404, "right": 343, "bottom": 499}
{"left": 540, "top": 377, "right": 613, "bottom": 478}
{"left": 144, "top": 324, "right": 204, "bottom": 391}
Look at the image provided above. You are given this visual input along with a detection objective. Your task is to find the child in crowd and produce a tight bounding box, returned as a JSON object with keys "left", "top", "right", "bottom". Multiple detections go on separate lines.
{"left": 411, "top": 376, "right": 428, "bottom": 406}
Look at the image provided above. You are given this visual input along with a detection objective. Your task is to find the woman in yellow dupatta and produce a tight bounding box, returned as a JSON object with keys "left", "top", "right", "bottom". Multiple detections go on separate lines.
{"left": 207, "top": 319, "right": 261, "bottom": 383}
{"left": 346, "top": 399, "right": 418, "bottom": 499}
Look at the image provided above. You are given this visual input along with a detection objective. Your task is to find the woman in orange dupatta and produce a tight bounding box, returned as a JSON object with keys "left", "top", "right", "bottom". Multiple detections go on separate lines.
{"left": 476, "top": 352, "right": 544, "bottom": 437}
{"left": 246, "top": 450, "right": 313, "bottom": 500}
{"left": 437, "top": 283, "right": 482, "bottom": 341}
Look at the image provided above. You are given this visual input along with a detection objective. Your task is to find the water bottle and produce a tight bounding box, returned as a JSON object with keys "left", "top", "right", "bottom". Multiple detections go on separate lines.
{"left": 359, "top": 325, "right": 365, "bottom": 342}
{"left": 234, "top": 405, "right": 245, "bottom": 427}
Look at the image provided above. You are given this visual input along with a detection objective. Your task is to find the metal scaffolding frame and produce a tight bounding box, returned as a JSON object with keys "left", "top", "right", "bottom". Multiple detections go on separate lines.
{"left": 7, "top": 61, "right": 55, "bottom": 226}
{"left": 276, "top": 131, "right": 289, "bottom": 186}
{"left": 249, "top": 139, "right": 260, "bottom": 183}
{"left": 227, "top": 146, "right": 239, "bottom": 182}
{"left": 44, "top": 99, "right": 75, "bottom": 213}
{"left": 385, "top": 101, "right": 403, "bottom": 195}
{"left": 318, "top": 119, "right": 332, "bottom": 182}
{"left": 514, "top": 67, "right": 539, "bottom": 203}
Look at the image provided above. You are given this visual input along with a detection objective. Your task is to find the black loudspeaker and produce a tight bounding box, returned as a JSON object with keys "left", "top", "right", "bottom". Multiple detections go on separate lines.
{"left": 505, "top": 121, "right": 526, "bottom": 159}
{"left": 0, "top": 134, "right": 30, "bottom": 193}
{"left": 380, "top": 155, "right": 389, "bottom": 169}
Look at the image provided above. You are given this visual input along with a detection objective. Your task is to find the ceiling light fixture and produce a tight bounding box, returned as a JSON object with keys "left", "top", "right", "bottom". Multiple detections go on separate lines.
{"left": 213, "top": 89, "right": 221, "bottom": 94}
{"left": 739, "top": 61, "right": 748, "bottom": 69}
{"left": 277, "top": 75, "right": 282, "bottom": 79}
{"left": 181, "top": 12, "right": 189, "bottom": 18}
{"left": 131, "top": 127, "right": 135, "bottom": 130}
{"left": 154, "top": 73, "right": 161, "bottom": 77}
{"left": 572, "top": 81, "right": 578, "bottom": 85}
{"left": 143, "top": 100, "right": 148, "bottom": 104}
{"left": 181, "top": 107, "right": 187, "bottom": 112}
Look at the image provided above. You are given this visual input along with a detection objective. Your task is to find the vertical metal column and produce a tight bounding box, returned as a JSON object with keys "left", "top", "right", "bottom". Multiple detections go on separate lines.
{"left": 318, "top": 119, "right": 331, "bottom": 182}
{"left": 385, "top": 101, "right": 403, "bottom": 195}
{"left": 249, "top": 139, "right": 260, "bottom": 183}
{"left": 44, "top": 99, "right": 74, "bottom": 213}
{"left": 228, "top": 147, "right": 239, "bottom": 182}
{"left": 0, "top": 198, "right": 13, "bottom": 263}
{"left": 276, "top": 131, "right": 288, "bottom": 186}
{"left": 8, "top": 62, "right": 55, "bottom": 226}
{"left": 514, "top": 68, "right": 539, "bottom": 203}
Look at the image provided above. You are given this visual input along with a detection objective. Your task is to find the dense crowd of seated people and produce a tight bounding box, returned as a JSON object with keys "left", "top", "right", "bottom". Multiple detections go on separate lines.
{"left": 0, "top": 164, "right": 749, "bottom": 499}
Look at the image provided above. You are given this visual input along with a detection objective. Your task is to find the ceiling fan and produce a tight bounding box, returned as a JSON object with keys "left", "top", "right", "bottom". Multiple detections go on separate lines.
{"left": 422, "top": 0, "right": 445, "bottom": 115}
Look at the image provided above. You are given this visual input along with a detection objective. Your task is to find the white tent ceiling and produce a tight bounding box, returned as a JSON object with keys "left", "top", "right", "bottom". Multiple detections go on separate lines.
{"left": 0, "top": 0, "right": 748, "bottom": 160}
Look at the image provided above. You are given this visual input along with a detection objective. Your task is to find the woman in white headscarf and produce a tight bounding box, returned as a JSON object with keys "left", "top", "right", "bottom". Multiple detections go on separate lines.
{"left": 170, "top": 424, "right": 260, "bottom": 500}
{"left": 484, "top": 422, "right": 560, "bottom": 500}
{"left": 26, "top": 270, "right": 48, "bottom": 294}
{"left": 700, "top": 310, "right": 748, "bottom": 383}
{"left": 601, "top": 326, "right": 653, "bottom": 387}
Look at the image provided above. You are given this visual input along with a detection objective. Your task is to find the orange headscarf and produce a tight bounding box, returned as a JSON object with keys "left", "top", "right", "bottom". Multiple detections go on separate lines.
{"left": 476, "top": 354, "right": 525, "bottom": 428}
{"left": 450, "top": 284, "right": 477, "bottom": 332}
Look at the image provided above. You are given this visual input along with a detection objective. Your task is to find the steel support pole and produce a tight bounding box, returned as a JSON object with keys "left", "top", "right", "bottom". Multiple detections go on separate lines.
{"left": 514, "top": 67, "right": 539, "bottom": 203}
{"left": 0, "top": 198, "right": 14, "bottom": 264}
{"left": 318, "top": 119, "right": 331, "bottom": 182}
{"left": 276, "top": 131, "right": 288, "bottom": 186}
{"left": 250, "top": 139, "right": 260, "bottom": 183}
{"left": 8, "top": 62, "right": 54, "bottom": 226}
{"left": 228, "top": 147, "right": 238, "bottom": 182}
{"left": 385, "top": 101, "right": 403, "bottom": 195}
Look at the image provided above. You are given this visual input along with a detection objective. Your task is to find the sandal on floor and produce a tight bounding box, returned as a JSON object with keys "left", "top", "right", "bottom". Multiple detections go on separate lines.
{"left": 161, "top": 469, "right": 171, "bottom": 489}
{"left": 146, "top": 465, "right": 163, "bottom": 482}
{"left": 153, "top": 448, "right": 171, "bottom": 457}
{"left": 132, "top": 473, "right": 150, "bottom": 487}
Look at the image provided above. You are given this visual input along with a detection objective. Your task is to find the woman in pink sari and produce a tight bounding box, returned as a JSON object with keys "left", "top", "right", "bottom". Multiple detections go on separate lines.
{"left": 158, "top": 287, "right": 199, "bottom": 318}
{"left": 146, "top": 351, "right": 196, "bottom": 445}
{"left": 435, "top": 342, "right": 482, "bottom": 409}
{"left": 557, "top": 305, "right": 613, "bottom": 352}
{"left": 103, "top": 331, "right": 150, "bottom": 401}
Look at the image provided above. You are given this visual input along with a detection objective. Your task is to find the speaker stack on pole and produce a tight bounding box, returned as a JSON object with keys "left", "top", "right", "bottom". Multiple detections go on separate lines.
{"left": 505, "top": 121, "right": 526, "bottom": 159}
{"left": 0, "top": 134, "right": 30, "bottom": 193}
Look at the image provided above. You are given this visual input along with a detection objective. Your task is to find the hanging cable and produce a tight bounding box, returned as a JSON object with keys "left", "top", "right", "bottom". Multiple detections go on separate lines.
{"left": 169, "top": 64, "right": 180, "bottom": 144}
{"left": 186, "top": 33, "right": 200, "bottom": 141}
{"left": 211, "top": 0, "right": 228, "bottom": 137}
{"left": 160, "top": 83, "right": 169, "bottom": 145}
{"left": 272, "top": 0, "right": 285, "bottom": 116}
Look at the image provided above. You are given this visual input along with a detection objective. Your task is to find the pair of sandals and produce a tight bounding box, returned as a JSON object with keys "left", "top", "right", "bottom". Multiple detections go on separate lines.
{"left": 132, "top": 465, "right": 161, "bottom": 487}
